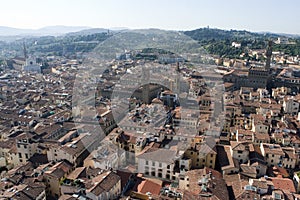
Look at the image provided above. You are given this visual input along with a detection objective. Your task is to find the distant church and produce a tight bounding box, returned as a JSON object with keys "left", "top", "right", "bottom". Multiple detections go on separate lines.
{"left": 23, "top": 42, "right": 41, "bottom": 73}
{"left": 223, "top": 40, "right": 273, "bottom": 90}
{"left": 23, "top": 57, "right": 41, "bottom": 73}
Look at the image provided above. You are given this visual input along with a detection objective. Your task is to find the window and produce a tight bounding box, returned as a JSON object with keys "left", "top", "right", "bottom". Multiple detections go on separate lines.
{"left": 18, "top": 153, "right": 22, "bottom": 158}
{"left": 145, "top": 160, "right": 149, "bottom": 165}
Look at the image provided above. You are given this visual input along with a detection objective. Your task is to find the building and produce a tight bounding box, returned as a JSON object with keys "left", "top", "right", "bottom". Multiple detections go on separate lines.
{"left": 23, "top": 57, "right": 41, "bottom": 73}
{"left": 293, "top": 171, "right": 300, "bottom": 193}
{"left": 179, "top": 167, "right": 229, "bottom": 200}
{"left": 47, "top": 133, "right": 100, "bottom": 167}
{"left": 0, "top": 184, "right": 46, "bottom": 200}
{"left": 283, "top": 96, "right": 299, "bottom": 115}
{"left": 85, "top": 171, "right": 121, "bottom": 200}
{"left": 11, "top": 133, "right": 39, "bottom": 166}
{"left": 183, "top": 137, "right": 217, "bottom": 169}
{"left": 43, "top": 160, "right": 73, "bottom": 198}
{"left": 84, "top": 141, "right": 126, "bottom": 170}
{"left": 137, "top": 148, "right": 181, "bottom": 181}
{"left": 260, "top": 143, "right": 284, "bottom": 167}
{"left": 230, "top": 141, "right": 253, "bottom": 164}
{"left": 223, "top": 41, "right": 273, "bottom": 90}
{"left": 216, "top": 145, "right": 240, "bottom": 175}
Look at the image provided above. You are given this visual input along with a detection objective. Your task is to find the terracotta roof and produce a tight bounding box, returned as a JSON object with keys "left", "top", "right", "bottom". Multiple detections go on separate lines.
{"left": 261, "top": 143, "right": 284, "bottom": 156}
{"left": 184, "top": 167, "right": 229, "bottom": 200}
{"left": 230, "top": 141, "right": 254, "bottom": 152}
{"left": 44, "top": 160, "right": 72, "bottom": 179}
{"left": 67, "top": 167, "right": 86, "bottom": 180}
{"left": 251, "top": 179, "right": 268, "bottom": 189}
{"left": 137, "top": 179, "right": 162, "bottom": 195}
{"left": 224, "top": 174, "right": 249, "bottom": 199}
{"left": 216, "top": 145, "right": 239, "bottom": 170}
{"left": 87, "top": 171, "right": 120, "bottom": 196}
{"left": 235, "top": 190, "right": 260, "bottom": 200}
{"left": 270, "top": 177, "right": 296, "bottom": 193}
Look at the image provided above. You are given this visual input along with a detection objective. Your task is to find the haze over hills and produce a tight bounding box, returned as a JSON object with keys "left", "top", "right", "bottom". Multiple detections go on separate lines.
{"left": 1, "top": 26, "right": 299, "bottom": 59}
{"left": 1, "top": 25, "right": 299, "bottom": 38}
{"left": 0, "top": 26, "right": 131, "bottom": 37}
{"left": 0, "top": 25, "right": 90, "bottom": 36}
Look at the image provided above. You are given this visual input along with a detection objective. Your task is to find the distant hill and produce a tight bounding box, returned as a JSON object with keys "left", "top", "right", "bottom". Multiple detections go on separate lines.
{"left": 0, "top": 26, "right": 32, "bottom": 36}
{"left": 66, "top": 28, "right": 109, "bottom": 36}
{"left": 36, "top": 25, "right": 90, "bottom": 35}
{"left": 66, "top": 27, "right": 129, "bottom": 36}
{"left": 184, "top": 28, "right": 262, "bottom": 41}
{"left": 1, "top": 27, "right": 299, "bottom": 58}
{"left": 183, "top": 27, "right": 300, "bottom": 58}
{"left": 0, "top": 25, "right": 90, "bottom": 36}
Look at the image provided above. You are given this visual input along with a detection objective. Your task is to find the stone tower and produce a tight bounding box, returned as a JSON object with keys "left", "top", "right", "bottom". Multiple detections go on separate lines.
{"left": 265, "top": 40, "right": 273, "bottom": 71}
{"left": 142, "top": 66, "right": 150, "bottom": 104}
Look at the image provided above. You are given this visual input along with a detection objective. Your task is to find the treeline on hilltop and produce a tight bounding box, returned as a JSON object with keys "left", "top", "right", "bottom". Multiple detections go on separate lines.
{"left": 0, "top": 32, "right": 111, "bottom": 58}
{"left": 184, "top": 28, "right": 300, "bottom": 59}
{"left": 27, "top": 32, "right": 111, "bottom": 56}
{"left": 1, "top": 28, "right": 300, "bottom": 59}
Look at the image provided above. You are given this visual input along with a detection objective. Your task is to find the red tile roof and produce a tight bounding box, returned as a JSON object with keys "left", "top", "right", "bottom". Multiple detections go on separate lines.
{"left": 270, "top": 177, "right": 296, "bottom": 193}
{"left": 137, "top": 179, "right": 162, "bottom": 195}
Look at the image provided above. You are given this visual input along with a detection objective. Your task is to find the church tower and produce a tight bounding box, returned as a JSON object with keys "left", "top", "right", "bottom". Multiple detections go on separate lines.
{"left": 23, "top": 41, "right": 28, "bottom": 59}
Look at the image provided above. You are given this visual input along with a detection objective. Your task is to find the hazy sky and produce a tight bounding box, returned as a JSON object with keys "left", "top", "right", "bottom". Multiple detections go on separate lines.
{"left": 1, "top": 0, "right": 299, "bottom": 34}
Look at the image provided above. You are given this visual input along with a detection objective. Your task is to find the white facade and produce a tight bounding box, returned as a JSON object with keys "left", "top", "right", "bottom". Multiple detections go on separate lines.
{"left": 252, "top": 122, "right": 269, "bottom": 134}
{"left": 231, "top": 147, "right": 250, "bottom": 164}
{"left": 260, "top": 143, "right": 284, "bottom": 167}
{"left": 283, "top": 97, "right": 299, "bottom": 115}
{"left": 137, "top": 149, "right": 181, "bottom": 181}
{"left": 47, "top": 146, "right": 75, "bottom": 164}
{"left": 23, "top": 57, "right": 41, "bottom": 73}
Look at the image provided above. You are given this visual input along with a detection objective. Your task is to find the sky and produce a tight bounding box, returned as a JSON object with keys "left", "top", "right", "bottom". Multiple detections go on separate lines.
{"left": 0, "top": 0, "right": 299, "bottom": 34}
